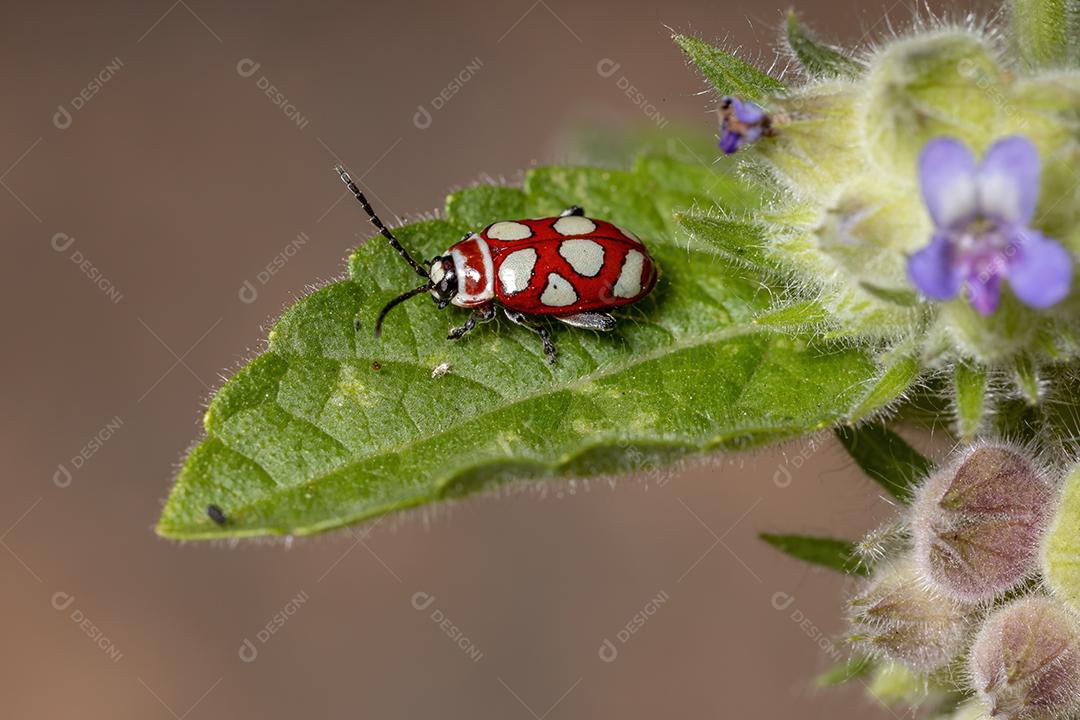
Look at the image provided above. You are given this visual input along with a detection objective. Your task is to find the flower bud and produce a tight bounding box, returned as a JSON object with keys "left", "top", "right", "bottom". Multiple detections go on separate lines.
{"left": 847, "top": 559, "right": 969, "bottom": 671}
{"left": 911, "top": 442, "right": 1053, "bottom": 602}
{"left": 1042, "top": 464, "right": 1080, "bottom": 614}
{"left": 864, "top": 30, "right": 1005, "bottom": 177}
{"left": 866, "top": 661, "right": 927, "bottom": 707}
{"left": 949, "top": 699, "right": 993, "bottom": 720}
{"left": 1008, "top": 76, "right": 1080, "bottom": 257}
{"left": 970, "top": 597, "right": 1080, "bottom": 720}
{"left": 757, "top": 82, "right": 863, "bottom": 202}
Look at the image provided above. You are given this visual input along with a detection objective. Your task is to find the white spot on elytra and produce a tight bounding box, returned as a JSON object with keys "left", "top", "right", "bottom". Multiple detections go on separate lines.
{"left": 540, "top": 272, "right": 578, "bottom": 307}
{"left": 487, "top": 221, "right": 532, "bottom": 241}
{"left": 613, "top": 250, "right": 645, "bottom": 298}
{"left": 498, "top": 248, "right": 537, "bottom": 295}
{"left": 553, "top": 215, "right": 596, "bottom": 236}
{"left": 558, "top": 239, "right": 605, "bottom": 277}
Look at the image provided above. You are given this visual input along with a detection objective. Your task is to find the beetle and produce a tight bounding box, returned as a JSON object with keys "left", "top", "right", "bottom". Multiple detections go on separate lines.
{"left": 207, "top": 504, "right": 227, "bottom": 526}
{"left": 335, "top": 166, "right": 658, "bottom": 363}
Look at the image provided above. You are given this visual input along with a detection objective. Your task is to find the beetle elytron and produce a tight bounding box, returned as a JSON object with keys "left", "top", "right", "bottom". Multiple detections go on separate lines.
{"left": 335, "top": 166, "right": 657, "bottom": 364}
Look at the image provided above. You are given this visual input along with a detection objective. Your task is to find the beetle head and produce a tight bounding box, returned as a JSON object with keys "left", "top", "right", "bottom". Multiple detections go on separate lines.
{"left": 428, "top": 256, "right": 458, "bottom": 308}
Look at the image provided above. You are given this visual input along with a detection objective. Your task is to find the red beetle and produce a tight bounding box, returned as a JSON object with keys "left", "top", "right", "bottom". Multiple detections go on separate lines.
{"left": 336, "top": 167, "right": 657, "bottom": 363}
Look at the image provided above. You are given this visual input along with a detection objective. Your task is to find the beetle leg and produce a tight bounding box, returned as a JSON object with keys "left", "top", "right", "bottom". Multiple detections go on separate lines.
{"left": 559, "top": 205, "right": 586, "bottom": 218}
{"left": 448, "top": 304, "right": 496, "bottom": 341}
{"left": 555, "top": 312, "right": 616, "bottom": 331}
{"left": 503, "top": 309, "right": 556, "bottom": 364}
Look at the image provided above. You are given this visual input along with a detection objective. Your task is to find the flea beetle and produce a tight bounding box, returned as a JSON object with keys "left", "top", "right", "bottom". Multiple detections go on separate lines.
{"left": 335, "top": 166, "right": 658, "bottom": 363}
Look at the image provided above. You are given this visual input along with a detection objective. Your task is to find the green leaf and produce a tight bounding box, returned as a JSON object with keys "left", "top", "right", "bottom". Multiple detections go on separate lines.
{"left": 635, "top": 153, "right": 764, "bottom": 216}
{"left": 445, "top": 185, "right": 525, "bottom": 229}
{"left": 835, "top": 424, "right": 931, "bottom": 503}
{"left": 815, "top": 656, "right": 875, "bottom": 687}
{"left": 846, "top": 350, "right": 922, "bottom": 423}
{"left": 159, "top": 151, "right": 894, "bottom": 539}
{"left": 1008, "top": 0, "right": 1074, "bottom": 67}
{"left": 1012, "top": 353, "right": 1041, "bottom": 405}
{"left": 752, "top": 301, "right": 834, "bottom": 333}
{"left": 673, "top": 33, "right": 786, "bottom": 104}
{"left": 675, "top": 211, "right": 778, "bottom": 275}
{"left": 785, "top": 11, "right": 863, "bottom": 79}
{"left": 954, "top": 362, "right": 988, "bottom": 441}
{"left": 759, "top": 533, "right": 866, "bottom": 574}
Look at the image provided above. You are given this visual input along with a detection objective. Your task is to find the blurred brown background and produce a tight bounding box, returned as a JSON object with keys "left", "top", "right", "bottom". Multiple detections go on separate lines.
{"left": 2, "top": 0, "right": 960, "bottom": 716}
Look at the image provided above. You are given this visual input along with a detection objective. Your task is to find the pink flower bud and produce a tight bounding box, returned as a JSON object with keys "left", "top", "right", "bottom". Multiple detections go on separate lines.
{"left": 970, "top": 597, "right": 1080, "bottom": 720}
{"left": 911, "top": 442, "right": 1053, "bottom": 602}
{"left": 847, "top": 560, "right": 969, "bottom": 671}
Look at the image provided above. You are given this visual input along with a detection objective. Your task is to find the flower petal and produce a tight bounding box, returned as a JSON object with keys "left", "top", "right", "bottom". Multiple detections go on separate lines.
{"left": 908, "top": 233, "right": 962, "bottom": 300}
{"left": 978, "top": 136, "right": 1041, "bottom": 225}
{"left": 919, "top": 138, "right": 979, "bottom": 230}
{"left": 734, "top": 99, "right": 765, "bottom": 124}
{"left": 1007, "top": 229, "right": 1072, "bottom": 309}
{"left": 719, "top": 131, "right": 741, "bottom": 154}
{"left": 966, "top": 272, "right": 1001, "bottom": 316}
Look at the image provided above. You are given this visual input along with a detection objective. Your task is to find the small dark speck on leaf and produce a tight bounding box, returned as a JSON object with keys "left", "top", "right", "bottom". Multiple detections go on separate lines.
{"left": 353, "top": 319, "right": 362, "bottom": 333}
{"left": 371, "top": 361, "right": 382, "bottom": 371}
{"left": 207, "top": 504, "right": 227, "bottom": 525}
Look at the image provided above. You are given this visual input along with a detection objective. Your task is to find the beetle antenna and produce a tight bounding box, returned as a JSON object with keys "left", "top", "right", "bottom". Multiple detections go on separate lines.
{"left": 335, "top": 165, "right": 429, "bottom": 279}
{"left": 374, "top": 283, "right": 432, "bottom": 338}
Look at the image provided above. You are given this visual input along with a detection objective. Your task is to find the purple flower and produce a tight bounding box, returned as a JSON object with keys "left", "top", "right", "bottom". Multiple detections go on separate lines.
{"left": 908, "top": 136, "right": 1072, "bottom": 315}
{"left": 719, "top": 97, "right": 770, "bottom": 154}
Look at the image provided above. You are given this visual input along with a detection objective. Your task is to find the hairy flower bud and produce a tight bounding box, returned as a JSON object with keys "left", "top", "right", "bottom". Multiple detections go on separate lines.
{"left": 1042, "top": 464, "right": 1080, "bottom": 614}
{"left": 911, "top": 442, "right": 1053, "bottom": 602}
{"left": 864, "top": 30, "right": 1005, "bottom": 177}
{"left": 847, "top": 560, "right": 969, "bottom": 671}
{"left": 866, "top": 661, "right": 928, "bottom": 707}
{"left": 757, "top": 83, "right": 862, "bottom": 201}
{"left": 970, "top": 597, "right": 1080, "bottom": 720}
{"left": 950, "top": 699, "right": 993, "bottom": 720}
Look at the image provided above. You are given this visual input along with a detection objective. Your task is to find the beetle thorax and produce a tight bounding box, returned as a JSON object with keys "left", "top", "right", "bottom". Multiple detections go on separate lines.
{"left": 445, "top": 235, "right": 494, "bottom": 307}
